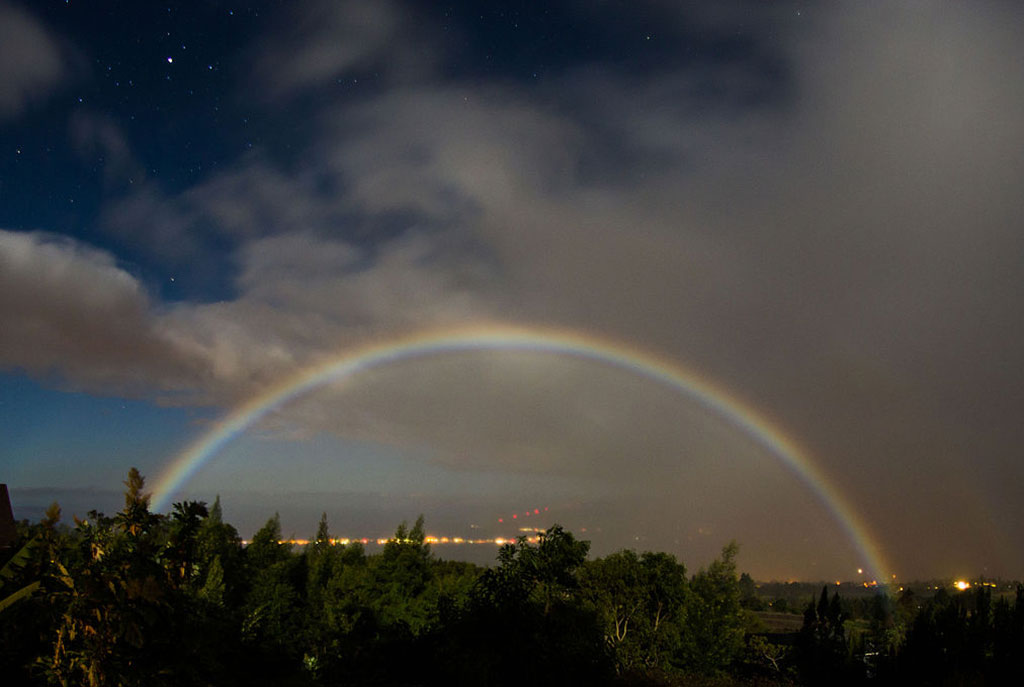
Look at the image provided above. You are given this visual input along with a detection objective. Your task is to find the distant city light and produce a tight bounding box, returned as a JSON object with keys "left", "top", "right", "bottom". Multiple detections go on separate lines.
{"left": 955, "top": 580, "right": 970, "bottom": 591}
{"left": 239, "top": 534, "right": 544, "bottom": 548}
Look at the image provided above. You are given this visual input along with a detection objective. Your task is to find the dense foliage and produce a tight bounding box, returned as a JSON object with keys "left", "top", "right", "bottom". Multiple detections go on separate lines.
{"left": 1, "top": 470, "right": 1022, "bottom": 686}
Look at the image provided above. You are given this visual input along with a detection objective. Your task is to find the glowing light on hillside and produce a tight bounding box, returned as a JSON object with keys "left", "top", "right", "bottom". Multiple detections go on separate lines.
{"left": 955, "top": 580, "right": 970, "bottom": 591}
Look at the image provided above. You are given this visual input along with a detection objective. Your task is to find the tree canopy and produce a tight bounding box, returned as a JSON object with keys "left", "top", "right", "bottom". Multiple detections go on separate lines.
{"left": 2, "top": 469, "right": 1021, "bottom": 686}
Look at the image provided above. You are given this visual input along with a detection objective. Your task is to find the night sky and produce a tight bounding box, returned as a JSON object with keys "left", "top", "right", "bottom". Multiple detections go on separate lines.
{"left": 3, "top": 1, "right": 1024, "bottom": 581}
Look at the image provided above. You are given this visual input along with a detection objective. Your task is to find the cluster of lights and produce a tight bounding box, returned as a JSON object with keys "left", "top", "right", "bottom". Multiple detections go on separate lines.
{"left": 241, "top": 535, "right": 544, "bottom": 548}
{"left": 827, "top": 581, "right": 884, "bottom": 589}
{"left": 497, "top": 506, "right": 549, "bottom": 523}
{"left": 241, "top": 508, "right": 555, "bottom": 549}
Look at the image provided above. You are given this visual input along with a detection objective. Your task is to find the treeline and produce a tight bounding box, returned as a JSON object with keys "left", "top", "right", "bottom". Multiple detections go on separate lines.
{"left": 796, "top": 581, "right": 1024, "bottom": 685}
{"left": 1, "top": 469, "right": 1022, "bottom": 686}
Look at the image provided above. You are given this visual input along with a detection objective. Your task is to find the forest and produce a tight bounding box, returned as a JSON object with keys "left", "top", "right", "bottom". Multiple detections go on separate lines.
{"left": 1, "top": 469, "right": 1022, "bottom": 686}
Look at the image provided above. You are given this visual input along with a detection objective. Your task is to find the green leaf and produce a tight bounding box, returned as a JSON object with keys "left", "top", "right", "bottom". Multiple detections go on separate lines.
{"left": 0, "top": 580, "right": 41, "bottom": 613}
{"left": 0, "top": 535, "right": 41, "bottom": 585}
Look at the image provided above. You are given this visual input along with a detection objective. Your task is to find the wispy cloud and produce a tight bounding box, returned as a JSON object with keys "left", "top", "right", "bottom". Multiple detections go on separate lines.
{"left": 0, "top": 2, "right": 68, "bottom": 119}
{"left": 254, "top": 0, "right": 433, "bottom": 98}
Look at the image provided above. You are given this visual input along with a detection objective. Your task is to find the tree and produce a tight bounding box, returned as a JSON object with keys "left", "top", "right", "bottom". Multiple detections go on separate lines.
{"left": 194, "top": 494, "right": 242, "bottom": 607}
{"left": 306, "top": 512, "right": 336, "bottom": 602}
{"left": 746, "top": 634, "right": 791, "bottom": 676}
{"left": 639, "top": 551, "right": 689, "bottom": 670}
{"left": 246, "top": 513, "right": 289, "bottom": 570}
{"left": 165, "top": 500, "right": 208, "bottom": 590}
{"left": 992, "top": 585, "right": 1024, "bottom": 680}
{"left": 43, "top": 469, "right": 179, "bottom": 687}
{"left": 583, "top": 550, "right": 648, "bottom": 665}
{"left": 241, "top": 513, "right": 304, "bottom": 659}
{"left": 370, "top": 515, "right": 435, "bottom": 634}
{"left": 680, "top": 541, "right": 745, "bottom": 673}
{"left": 439, "top": 525, "right": 608, "bottom": 686}
{"left": 0, "top": 502, "right": 63, "bottom": 683}
{"left": 739, "top": 571, "right": 765, "bottom": 610}
{"left": 798, "top": 586, "right": 854, "bottom": 683}
{"left": 582, "top": 549, "right": 688, "bottom": 674}
{"left": 526, "top": 524, "right": 590, "bottom": 615}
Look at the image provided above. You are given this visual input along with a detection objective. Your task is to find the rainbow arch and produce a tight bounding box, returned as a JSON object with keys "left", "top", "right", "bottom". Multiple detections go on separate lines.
{"left": 151, "top": 323, "right": 891, "bottom": 582}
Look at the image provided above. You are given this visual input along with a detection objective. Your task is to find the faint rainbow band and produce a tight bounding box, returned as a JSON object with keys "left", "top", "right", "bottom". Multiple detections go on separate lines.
{"left": 151, "top": 323, "right": 892, "bottom": 582}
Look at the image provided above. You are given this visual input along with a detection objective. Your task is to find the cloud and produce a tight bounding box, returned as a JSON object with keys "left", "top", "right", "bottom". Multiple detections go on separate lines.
{"left": 150, "top": 233, "right": 491, "bottom": 396}
{"left": 255, "top": 0, "right": 431, "bottom": 98}
{"left": 100, "top": 185, "right": 208, "bottom": 266}
{"left": 63, "top": 115, "right": 216, "bottom": 274}
{"left": 0, "top": 230, "right": 206, "bottom": 398}
{"left": 0, "top": 3, "right": 66, "bottom": 119}
{"left": 80, "top": 1, "right": 1024, "bottom": 460}
{"left": 69, "top": 112, "right": 143, "bottom": 189}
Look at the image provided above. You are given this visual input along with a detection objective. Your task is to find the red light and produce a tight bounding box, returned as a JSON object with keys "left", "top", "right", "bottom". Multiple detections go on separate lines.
{"left": 498, "top": 518, "right": 503, "bottom": 523}
{"left": 544, "top": 506, "right": 548, "bottom": 511}
{"left": 512, "top": 514, "right": 517, "bottom": 519}
{"left": 524, "top": 511, "right": 530, "bottom": 517}
{"left": 534, "top": 508, "right": 539, "bottom": 514}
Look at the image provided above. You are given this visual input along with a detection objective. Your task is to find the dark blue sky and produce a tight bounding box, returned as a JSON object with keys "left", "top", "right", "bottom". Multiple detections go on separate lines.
{"left": 3, "top": 0, "right": 1024, "bottom": 580}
